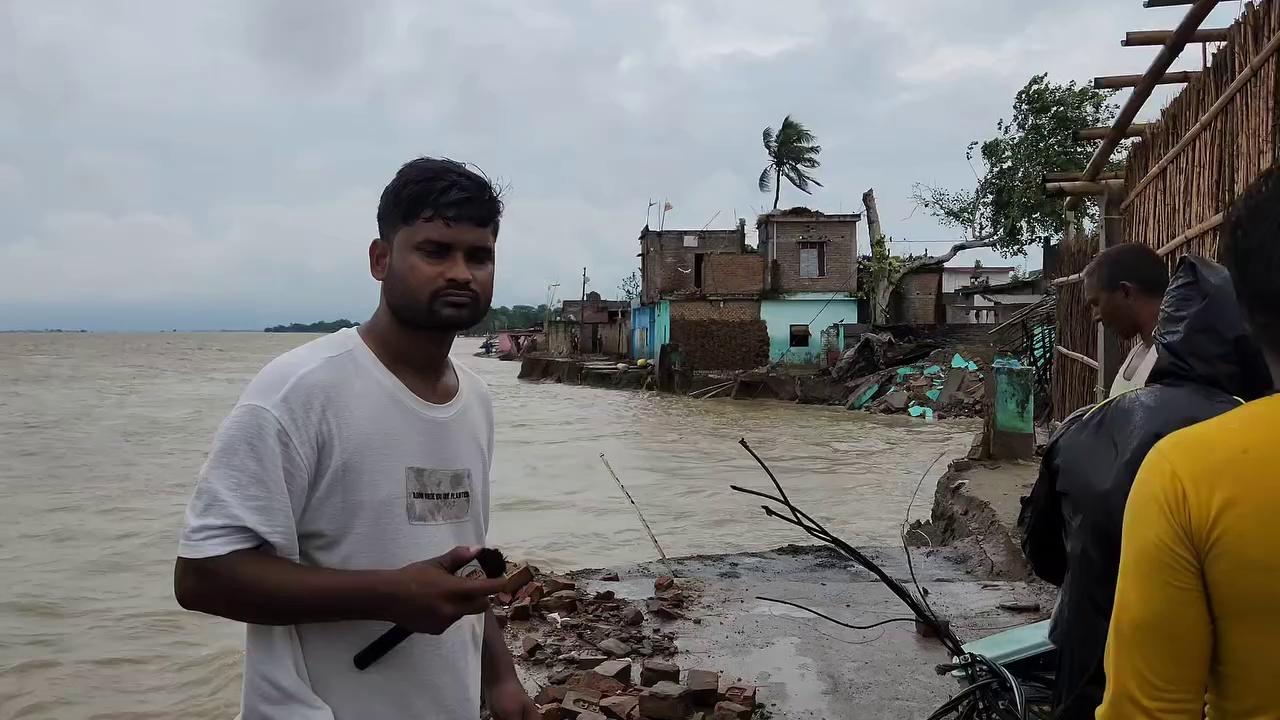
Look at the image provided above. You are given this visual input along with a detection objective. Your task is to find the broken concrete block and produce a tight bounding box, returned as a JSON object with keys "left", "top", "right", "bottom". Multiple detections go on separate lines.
{"left": 600, "top": 695, "right": 638, "bottom": 720}
{"left": 506, "top": 564, "right": 536, "bottom": 595}
{"left": 685, "top": 669, "right": 719, "bottom": 706}
{"left": 521, "top": 636, "right": 543, "bottom": 659}
{"left": 595, "top": 659, "right": 632, "bottom": 683}
{"left": 535, "top": 685, "right": 570, "bottom": 706}
{"left": 718, "top": 684, "right": 756, "bottom": 709}
{"left": 638, "top": 682, "right": 690, "bottom": 720}
{"left": 599, "top": 638, "right": 632, "bottom": 657}
{"left": 543, "top": 575, "right": 577, "bottom": 594}
{"left": 710, "top": 701, "right": 751, "bottom": 720}
{"left": 541, "top": 590, "right": 579, "bottom": 613}
{"left": 640, "top": 659, "right": 680, "bottom": 686}
{"left": 654, "top": 576, "right": 675, "bottom": 593}
{"left": 884, "top": 390, "right": 910, "bottom": 411}
{"left": 622, "top": 607, "right": 644, "bottom": 626}
{"left": 600, "top": 572, "right": 620, "bottom": 582}
{"left": 561, "top": 689, "right": 603, "bottom": 718}
{"left": 510, "top": 598, "right": 533, "bottom": 621}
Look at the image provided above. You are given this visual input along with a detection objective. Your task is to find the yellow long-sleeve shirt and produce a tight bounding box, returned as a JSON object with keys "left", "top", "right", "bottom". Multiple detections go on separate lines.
{"left": 1098, "top": 393, "right": 1280, "bottom": 720}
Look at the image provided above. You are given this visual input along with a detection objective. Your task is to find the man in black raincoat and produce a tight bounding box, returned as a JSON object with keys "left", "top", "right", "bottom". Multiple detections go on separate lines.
{"left": 1018, "top": 254, "right": 1273, "bottom": 719}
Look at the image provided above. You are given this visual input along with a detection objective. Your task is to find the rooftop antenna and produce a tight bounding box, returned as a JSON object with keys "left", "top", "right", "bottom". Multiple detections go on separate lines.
{"left": 700, "top": 210, "right": 722, "bottom": 232}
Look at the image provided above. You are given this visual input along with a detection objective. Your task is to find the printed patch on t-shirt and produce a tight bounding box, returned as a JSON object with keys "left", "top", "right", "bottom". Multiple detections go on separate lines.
{"left": 405, "top": 467, "right": 472, "bottom": 524}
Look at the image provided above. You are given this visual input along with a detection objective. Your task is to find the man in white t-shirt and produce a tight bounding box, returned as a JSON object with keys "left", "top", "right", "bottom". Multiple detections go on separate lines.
{"left": 175, "top": 158, "right": 538, "bottom": 720}
{"left": 1082, "top": 243, "right": 1170, "bottom": 397}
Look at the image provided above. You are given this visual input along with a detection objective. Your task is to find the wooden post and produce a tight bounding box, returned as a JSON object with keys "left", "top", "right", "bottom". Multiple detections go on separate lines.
{"left": 1097, "top": 187, "right": 1125, "bottom": 400}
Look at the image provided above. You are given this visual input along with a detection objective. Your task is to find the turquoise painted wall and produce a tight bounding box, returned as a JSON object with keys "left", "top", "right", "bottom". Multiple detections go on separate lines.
{"left": 630, "top": 301, "right": 671, "bottom": 360}
{"left": 760, "top": 297, "right": 858, "bottom": 365}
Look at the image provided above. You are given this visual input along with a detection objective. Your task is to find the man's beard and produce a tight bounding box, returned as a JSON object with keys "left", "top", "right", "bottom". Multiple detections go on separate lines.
{"left": 383, "top": 273, "right": 490, "bottom": 333}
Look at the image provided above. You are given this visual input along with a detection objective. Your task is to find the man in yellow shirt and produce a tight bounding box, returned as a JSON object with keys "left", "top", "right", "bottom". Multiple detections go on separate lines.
{"left": 1099, "top": 168, "right": 1280, "bottom": 719}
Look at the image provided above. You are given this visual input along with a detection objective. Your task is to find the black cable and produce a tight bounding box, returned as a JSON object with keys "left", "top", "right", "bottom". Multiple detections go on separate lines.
{"left": 756, "top": 596, "right": 916, "bottom": 631}
{"left": 903, "top": 452, "right": 947, "bottom": 622}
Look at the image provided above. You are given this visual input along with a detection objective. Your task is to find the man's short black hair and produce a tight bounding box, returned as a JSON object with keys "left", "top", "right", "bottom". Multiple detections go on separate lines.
{"left": 1083, "top": 243, "right": 1170, "bottom": 298}
{"left": 376, "top": 157, "right": 504, "bottom": 242}
{"left": 1224, "top": 166, "right": 1280, "bottom": 354}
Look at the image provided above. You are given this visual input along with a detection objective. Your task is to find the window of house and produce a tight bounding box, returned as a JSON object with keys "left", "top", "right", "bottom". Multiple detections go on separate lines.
{"left": 694, "top": 253, "right": 705, "bottom": 290}
{"left": 799, "top": 242, "right": 825, "bottom": 278}
{"left": 789, "top": 325, "right": 810, "bottom": 348}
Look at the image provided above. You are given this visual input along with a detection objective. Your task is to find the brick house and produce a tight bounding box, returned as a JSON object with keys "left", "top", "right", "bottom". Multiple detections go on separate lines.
{"left": 756, "top": 210, "right": 861, "bottom": 364}
{"left": 633, "top": 220, "right": 768, "bottom": 370}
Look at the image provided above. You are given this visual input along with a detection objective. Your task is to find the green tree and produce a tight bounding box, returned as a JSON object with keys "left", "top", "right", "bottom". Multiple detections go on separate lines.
{"left": 758, "top": 115, "right": 823, "bottom": 210}
{"left": 471, "top": 305, "right": 550, "bottom": 334}
{"left": 912, "top": 73, "right": 1119, "bottom": 256}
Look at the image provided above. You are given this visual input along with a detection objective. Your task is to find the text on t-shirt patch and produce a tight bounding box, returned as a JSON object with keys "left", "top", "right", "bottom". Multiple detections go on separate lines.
{"left": 405, "top": 467, "right": 472, "bottom": 524}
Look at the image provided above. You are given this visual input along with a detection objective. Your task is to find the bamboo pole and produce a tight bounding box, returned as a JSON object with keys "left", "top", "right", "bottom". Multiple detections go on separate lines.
{"left": 1066, "top": 0, "right": 1221, "bottom": 212}
{"left": 1044, "top": 179, "right": 1127, "bottom": 196}
{"left": 599, "top": 454, "right": 675, "bottom": 577}
{"left": 1123, "top": 28, "right": 1230, "bottom": 46}
{"left": 1093, "top": 70, "right": 1201, "bottom": 89}
{"left": 1055, "top": 346, "right": 1100, "bottom": 370}
{"left": 1074, "top": 124, "right": 1154, "bottom": 141}
{"left": 1051, "top": 272, "right": 1084, "bottom": 287}
{"left": 1156, "top": 212, "right": 1226, "bottom": 255}
{"left": 1143, "top": 0, "right": 1227, "bottom": 6}
{"left": 1123, "top": 27, "right": 1280, "bottom": 209}
{"left": 1042, "top": 170, "right": 1125, "bottom": 182}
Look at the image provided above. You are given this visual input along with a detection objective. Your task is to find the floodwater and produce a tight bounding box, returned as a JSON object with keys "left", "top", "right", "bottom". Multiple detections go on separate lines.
{"left": 0, "top": 332, "right": 975, "bottom": 719}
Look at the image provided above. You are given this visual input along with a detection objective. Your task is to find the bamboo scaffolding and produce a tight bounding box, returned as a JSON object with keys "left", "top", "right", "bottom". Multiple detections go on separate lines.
{"left": 1042, "top": 171, "right": 1126, "bottom": 183}
{"left": 1055, "top": 346, "right": 1100, "bottom": 370}
{"left": 1044, "top": 179, "right": 1127, "bottom": 196}
{"left": 1066, "top": 0, "right": 1221, "bottom": 212}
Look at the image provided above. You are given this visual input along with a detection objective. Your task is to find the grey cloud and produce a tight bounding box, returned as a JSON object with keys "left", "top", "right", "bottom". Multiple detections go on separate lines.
{"left": 0, "top": 0, "right": 1248, "bottom": 329}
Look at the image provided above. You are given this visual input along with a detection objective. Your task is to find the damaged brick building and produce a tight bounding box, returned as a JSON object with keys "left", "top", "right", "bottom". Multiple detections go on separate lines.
{"left": 632, "top": 209, "right": 861, "bottom": 371}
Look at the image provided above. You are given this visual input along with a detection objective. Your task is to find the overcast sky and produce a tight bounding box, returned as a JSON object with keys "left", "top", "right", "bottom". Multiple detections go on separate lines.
{"left": 0, "top": 1, "right": 1245, "bottom": 330}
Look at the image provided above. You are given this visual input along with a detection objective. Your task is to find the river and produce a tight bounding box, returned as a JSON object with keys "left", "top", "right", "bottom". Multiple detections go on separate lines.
{"left": 0, "top": 332, "right": 975, "bottom": 719}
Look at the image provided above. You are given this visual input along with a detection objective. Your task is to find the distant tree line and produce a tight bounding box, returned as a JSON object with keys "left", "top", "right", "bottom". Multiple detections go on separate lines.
{"left": 470, "top": 305, "right": 551, "bottom": 334}
{"left": 264, "top": 319, "right": 359, "bottom": 333}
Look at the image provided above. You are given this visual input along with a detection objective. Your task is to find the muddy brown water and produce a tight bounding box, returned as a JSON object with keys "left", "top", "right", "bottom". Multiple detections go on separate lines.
{"left": 0, "top": 333, "right": 975, "bottom": 718}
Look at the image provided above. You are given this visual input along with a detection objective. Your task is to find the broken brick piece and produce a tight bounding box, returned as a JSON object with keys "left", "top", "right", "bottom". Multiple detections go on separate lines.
{"left": 543, "top": 575, "right": 577, "bottom": 594}
{"left": 505, "top": 564, "right": 536, "bottom": 595}
{"left": 653, "top": 605, "right": 687, "bottom": 622}
{"left": 595, "top": 659, "right": 632, "bottom": 683}
{"left": 537, "top": 703, "right": 564, "bottom": 720}
{"left": 510, "top": 598, "right": 533, "bottom": 621}
{"left": 561, "top": 689, "right": 603, "bottom": 718}
{"left": 622, "top": 607, "right": 644, "bottom": 626}
{"left": 654, "top": 576, "right": 675, "bottom": 593}
{"left": 573, "top": 653, "right": 608, "bottom": 670}
{"left": 594, "top": 590, "right": 617, "bottom": 602}
{"left": 535, "top": 685, "right": 570, "bottom": 706}
{"left": 717, "top": 684, "right": 756, "bottom": 709}
{"left": 577, "top": 713, "right": 607, "bottom": 720}
{"left": 639, "top": 659, "right": 680, "bottom": 686}
{"left": 549, "top": 669, "right": 575, "bottom": 685}
{"left": 570, "top": 671, "right": 627, "bottom": 696}
{"left": 637, "top": 682, "right": 690, "bottom": 720}
{"left": 521, "top": 636, "right": 543, "bottom": 659}
{"left": 599, "top": 638, "right": 632, "bottom": 657}
{"left": 600, "top": 695, "right": 638, "bottom": 720}
{"left": 710, "top": 701, "right": 750, "bottom": 720}
{"left": 685, "top": 669, "right": 719, "bottom": 706}
{"left": 600, "top": 572, "right": 621, "bottom": 582}
{"left": 517, "top": 581, "right": 546, "bottom": 604}
{"left": 540, "top": 590, "right": 579, "bottom": 614}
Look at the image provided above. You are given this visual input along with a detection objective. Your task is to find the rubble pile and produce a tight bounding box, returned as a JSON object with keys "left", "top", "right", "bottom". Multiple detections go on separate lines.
{"left": 494, "top": 567, "right": 765, "bottom": 720}
{"left": 838, "top": 343, "right": 987, "bottom": 420}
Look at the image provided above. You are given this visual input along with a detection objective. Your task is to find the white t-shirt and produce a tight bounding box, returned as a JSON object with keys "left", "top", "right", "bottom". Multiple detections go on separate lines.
{"left": 1108, "top": 341, "right": 1159, "bottom": 398}
{"left": 179, "top": 328, "right": 494, "bottom": 720}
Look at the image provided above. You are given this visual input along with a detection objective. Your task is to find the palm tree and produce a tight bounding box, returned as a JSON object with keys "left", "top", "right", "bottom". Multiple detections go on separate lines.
{"left": 759, "top": 115, "right": 823, "bottom": 210}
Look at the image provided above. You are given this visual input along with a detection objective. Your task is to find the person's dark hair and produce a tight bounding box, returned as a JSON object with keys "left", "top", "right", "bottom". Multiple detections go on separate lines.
{"left": 376, "top": 157, "right": 504, "bottom": 242}
{"left": 1083, "top": 243, "right": 1170, "bottom": 298}
{"left": 1224, "top": 165, "right": 1280, "bottom": 354}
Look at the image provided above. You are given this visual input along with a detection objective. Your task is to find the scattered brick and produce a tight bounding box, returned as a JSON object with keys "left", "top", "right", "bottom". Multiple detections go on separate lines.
{"left": 637, "top": 682, "right": 690, "bottom": 720}
{"left": 639, "top": 659, "right": 680, "bottom": 687}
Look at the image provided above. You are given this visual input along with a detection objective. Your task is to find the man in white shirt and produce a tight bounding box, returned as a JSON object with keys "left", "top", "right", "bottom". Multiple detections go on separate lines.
{"left": 175, "top": 157, "right": 537, "bottom": 720}
{"left": 1082, "top": 243, "right": 1169, "bottom": 397}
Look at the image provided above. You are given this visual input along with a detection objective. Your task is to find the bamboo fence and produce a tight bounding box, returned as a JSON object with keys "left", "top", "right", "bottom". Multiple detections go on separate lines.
{"left": 1051, "top": 0, "right": 1280, "bottom": 419}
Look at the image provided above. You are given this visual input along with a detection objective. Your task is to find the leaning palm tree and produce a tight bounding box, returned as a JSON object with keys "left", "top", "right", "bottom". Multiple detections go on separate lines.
{"left": 759, "top": 115, "right": 823, "bottom": 210}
